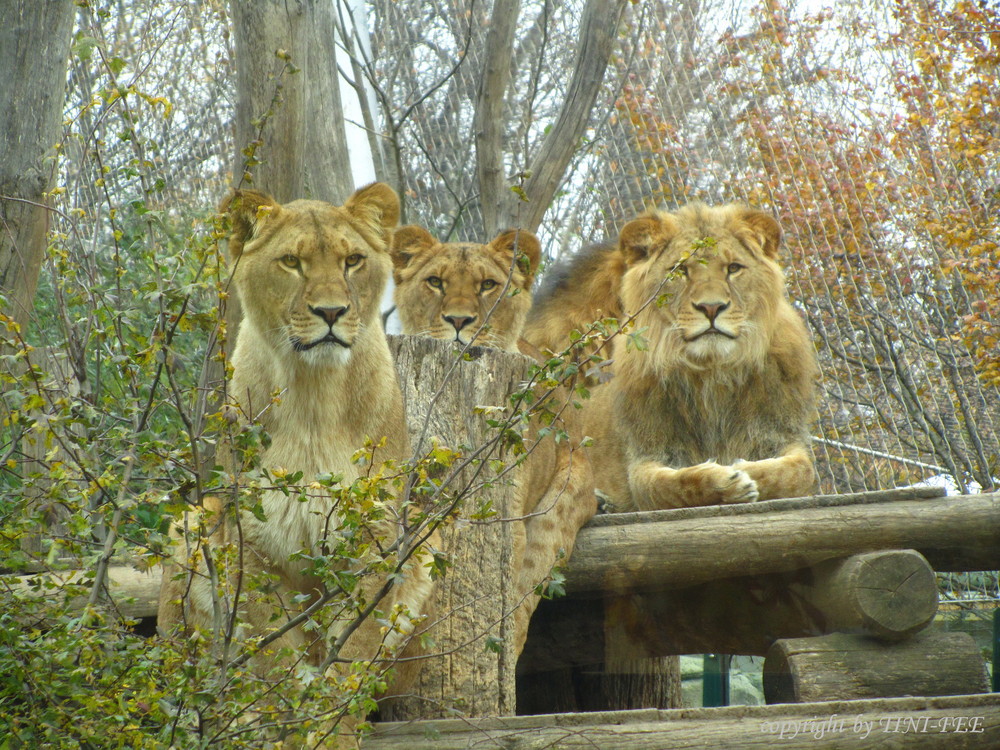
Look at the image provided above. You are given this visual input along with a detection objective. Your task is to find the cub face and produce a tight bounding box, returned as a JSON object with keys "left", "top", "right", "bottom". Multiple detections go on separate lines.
{"left": 391, "top": 226, "right": 541, "bottom": 352}
{"left": 222, "top": 183, "right": 400, "bottom": 367}
{"left": 617, "top": 203, "right": 786, "bottom": 367}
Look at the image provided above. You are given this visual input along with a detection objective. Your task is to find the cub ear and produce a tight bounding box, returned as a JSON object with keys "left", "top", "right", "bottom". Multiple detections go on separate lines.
{"left": 490, "top": 229, "right": 541, "bottom": 287}
{"left": 737, "top": 208, "right": 782, "bottom": 259}
{"left": 344, "top": 182, "right": 401, "bottom": 245}
{"left": 219, "top": 189, "right": 279, "bottom": 259}
{"left": 618, "top": 212, "right": 677, "bottom": 266}
{"left": 390, "top": 225, "right": 438, "bottom": 271}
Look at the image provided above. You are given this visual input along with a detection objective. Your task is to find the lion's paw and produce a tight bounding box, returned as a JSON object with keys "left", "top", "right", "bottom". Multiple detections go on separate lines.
{"left": 719, "top": 467, "right": 759, "bottom": 504}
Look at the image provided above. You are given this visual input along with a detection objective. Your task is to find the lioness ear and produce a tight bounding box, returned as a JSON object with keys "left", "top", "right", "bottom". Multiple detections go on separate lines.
{"left": 490, "top": 229, "right": 541, "bottom": 286}
{"left": 219, "top": 189, "right": 279, "bottom": 259}
{"left": 344, "top": 182, "right": 401, "bottom": 245}
{"left": 391, "top": 225, "right": 438, "bottom": 271}
{"left": 738, "top": 208, "right": 782, "bottom": 259}
{"left": 618, "top": 212, "right": 677, "bottom": 266}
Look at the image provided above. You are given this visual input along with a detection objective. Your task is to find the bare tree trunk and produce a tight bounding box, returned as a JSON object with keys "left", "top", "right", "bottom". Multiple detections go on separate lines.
{"left": 229, "top": 0, "right": 353, "bottom": 204}
{"left": 475, "top": 0, "right": 522, "bottom": 236}
{"left": 476, "top": 0, "right": 626, "bottom": 236}
{"left": 0, "top": 0, "right": 75, "bottom": 333}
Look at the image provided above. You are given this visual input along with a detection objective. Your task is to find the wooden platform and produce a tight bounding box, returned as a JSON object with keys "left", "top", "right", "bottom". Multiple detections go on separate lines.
{"left": 367, "top": 693, "right": 1000, "bottom": 749}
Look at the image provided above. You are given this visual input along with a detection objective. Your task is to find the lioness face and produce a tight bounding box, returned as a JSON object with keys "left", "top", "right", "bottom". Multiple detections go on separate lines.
{"left": 222, "top": 184, "right": 400, "bottom": 367}
{"left": 391, "top": 226, "right": 540, "bottom": 352}
{"left": 619, "top": 203, "right": 785, "bottom": 368}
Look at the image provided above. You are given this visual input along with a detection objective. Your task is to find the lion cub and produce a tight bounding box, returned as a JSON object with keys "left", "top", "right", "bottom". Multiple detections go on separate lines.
{"left": 158, "top": 184, "right": 434, "bottom": 746}
{"left": 525, "top": 202, "right": 819, "bottom": 511}
{"left": 390, "top": 225, "right": 596, "bottom": 656}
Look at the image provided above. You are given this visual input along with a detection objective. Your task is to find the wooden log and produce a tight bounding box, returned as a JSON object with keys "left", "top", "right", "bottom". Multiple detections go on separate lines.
{"left": 383, "top": 335, "right": 530, "bottom": 720}
{"left": 367, "top": 693, "right": 1000, "bottom": 749}
{"left": 763, "top": 631, "right": 989, "bottom": 704}
{"left": 520, "top": 550, "right": 939, "bottom": 667}
{"left": 796, "top": 549, "right": 938, "bottom": 641}
{"left": 11, "top": 565, "right": 162, "bottom": 622}
{"left": 564, "top": 491, "right": 1000, "bottom": 595}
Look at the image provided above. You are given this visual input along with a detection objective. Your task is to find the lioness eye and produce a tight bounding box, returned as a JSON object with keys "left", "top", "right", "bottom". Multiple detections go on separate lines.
{"left": 345, "top": 253, "right": 363, "bottom": 267}
{"left": 480, "top": 279, "right": 498, "bottom": 292}
{"left": 426, "top": 276, "right": 443, "bottom": 289}
{"left": 676, "top": 264, "right": 688, "bottom": 278}
{"left": 281, "top": 255, "right": 300, "bottom": 269}
{"left": 727, "top": 262, "right": 745, "bottom": 275}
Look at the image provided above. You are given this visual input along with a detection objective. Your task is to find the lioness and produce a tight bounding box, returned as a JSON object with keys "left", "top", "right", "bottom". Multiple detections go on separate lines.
{"left": 158, "top": 184, "right": 434, "bottom": 746}
{"left": 390, "top": 225, "right": 596, "bottom": 655}
{"left": 525, "top": 202, "right": 818, "bottom": 510}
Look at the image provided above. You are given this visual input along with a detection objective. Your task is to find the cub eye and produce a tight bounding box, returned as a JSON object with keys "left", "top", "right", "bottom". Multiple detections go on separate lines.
{"left": 345, "top": 253, "right": 363, "bottom": 267}
{"left": 281, "top": 255, "right": 300, "bottom": 269}
{"left": 727, "top": 262, "right": 745, "bottom": 275}
{"left": 480, "top": 279, "right": 498, "bottom": 292}
{"left": 426, "top": 276, "right": 443, "bottom": 289}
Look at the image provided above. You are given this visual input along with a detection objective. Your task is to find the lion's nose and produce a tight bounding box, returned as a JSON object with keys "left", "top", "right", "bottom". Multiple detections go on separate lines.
{"left": 310, "top": 305, "right": 349, "bottom": 325}
{"left": 443, "top": 314, "right": 476, "bottom": 332}
{"left": 693, "top": 300, "right": 728, "bottom": 322}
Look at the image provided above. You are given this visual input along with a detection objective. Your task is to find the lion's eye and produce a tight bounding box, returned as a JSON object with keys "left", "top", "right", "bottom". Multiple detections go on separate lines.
{"left": 676, "top": 264, "right": 688, "bottom": 278}
{"left": 480, "top": 279, "right": 498, "bottom": 292}
{"left": 345, "top": 253, "right": 363, "bottom": 267}
{"left": 426, "top": 276, "right": 443, "bottom": 289}
{"left": 727, "top": 262, "right": 745, "bottom": 275}
{"left": 281, "top": 255, "right": 300, "bottom": 269}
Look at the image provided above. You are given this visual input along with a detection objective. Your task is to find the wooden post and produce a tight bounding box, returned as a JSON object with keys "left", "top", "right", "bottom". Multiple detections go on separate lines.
{"left": 763, "top": 631, "right": 989, "bottom": 703}
{"left": 384, "top": 335, "right": 531, "bottom": 720}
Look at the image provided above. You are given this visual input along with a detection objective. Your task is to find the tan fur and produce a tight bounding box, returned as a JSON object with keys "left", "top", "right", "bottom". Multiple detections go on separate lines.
{"left": 391, "top": 226, "right": 541, "bottom": 351}
{"left": 523, "top": 242, "right": 625, "bottom": 381}
{"left": 554, "top": 202, "right": 819, "bottom": 510}
{"left": 392, "top": 224, "right": 596, "bottom": 656}
{"left": 158, "top": 184, "right": 433, "bottom": 747}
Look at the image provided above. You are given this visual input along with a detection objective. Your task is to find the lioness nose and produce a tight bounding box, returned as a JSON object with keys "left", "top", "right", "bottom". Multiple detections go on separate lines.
{"left": 694, "top": 300, "right": 728, "bottom": 322}
{"left": 444, "top": 314, "right": 476, "bottom": 332}
{"left": 310, "top": 305, "right": 348, "bottom": 325}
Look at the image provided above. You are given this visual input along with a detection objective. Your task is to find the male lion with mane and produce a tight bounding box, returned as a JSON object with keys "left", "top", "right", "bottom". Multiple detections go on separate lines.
{"left": 390, "top": 225, "right": 596, "bottom": 655}
{"left": 158, "top": 184, "right": 434, "bottom": 747}
{"left": 526, "top": 202, "right": 818, "bottom": 511}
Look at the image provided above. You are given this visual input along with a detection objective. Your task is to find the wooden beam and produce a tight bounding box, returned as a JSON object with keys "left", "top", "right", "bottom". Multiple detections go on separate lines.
{"left": 366, "top": 693, "right": 1000, "bottom": 749}
{"left": 563, "top": 492, "right": 1000, "bottom": 595}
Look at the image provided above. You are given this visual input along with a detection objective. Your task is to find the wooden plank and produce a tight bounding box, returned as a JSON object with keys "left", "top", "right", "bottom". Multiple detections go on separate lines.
{"left": 367, "top": 693, "right": 1000, "bottom": 749}
{"left": 564, "top": 493, "right": 1000, "bottom": 595}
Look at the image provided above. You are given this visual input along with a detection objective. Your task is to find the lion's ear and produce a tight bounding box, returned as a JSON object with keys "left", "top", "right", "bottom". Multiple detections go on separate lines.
{"left": 738, "top": 208, "right": 782, "bottom": 259}
{"left": 391, "top": 225, "right": 437, "bottom": 270}
{"left": 490, "top": 229, "right": 541, "bottom": 286}
{"left": 219, "top": 189, "right": 279, "bottom": 259}
{"left": 618, "top": 212, "right": 677, "bottom": 266}
{"left": 344, "top": 182, "right": 401, "bottom": 243}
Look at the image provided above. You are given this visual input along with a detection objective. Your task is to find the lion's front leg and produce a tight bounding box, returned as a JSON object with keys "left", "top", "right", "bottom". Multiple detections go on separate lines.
{"left": 628, "top": 459, "right": 760, "bottom": 509}
{"left": 733, "top": 444, "right": 816, "bottom": 501}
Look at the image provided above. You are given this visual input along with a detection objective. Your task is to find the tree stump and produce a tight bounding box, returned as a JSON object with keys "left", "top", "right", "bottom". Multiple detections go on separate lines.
{"left": 384, "top": 335, "right": 531, "bottom": 720}
{"left": 763, "top": 631, "right": 989, "bottom": 703}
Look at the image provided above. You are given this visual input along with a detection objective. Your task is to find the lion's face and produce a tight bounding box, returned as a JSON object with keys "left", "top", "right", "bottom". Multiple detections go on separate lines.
{"left": 618, "top": 203, "right": 787, "bottom": 373}
{"left": 223, "top": 184, "right": 400, "bottom": 367}
{"left": 391, "top": 226, "right": 540, "bottom": 352}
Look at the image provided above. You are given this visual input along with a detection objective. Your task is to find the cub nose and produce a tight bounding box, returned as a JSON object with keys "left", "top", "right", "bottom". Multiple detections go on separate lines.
{"left": 310, "top": 305, "right": 349, "bottom": 325}
{"left": 693, "top": 300, "right": 729, "bottom": 322}
{"left": 443, "top": 314, "right": 476, "bottom": 332}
